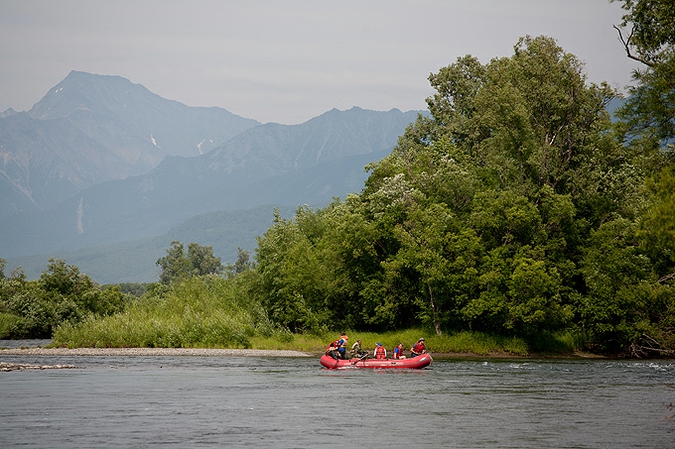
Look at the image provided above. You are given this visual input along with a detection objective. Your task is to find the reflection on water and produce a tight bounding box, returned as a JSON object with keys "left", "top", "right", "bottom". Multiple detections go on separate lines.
{"left": 0, "top": 339, "right": 52, "bottom": 349}
{"left": 0, "top": 355, "right": 673, "bottom": 448}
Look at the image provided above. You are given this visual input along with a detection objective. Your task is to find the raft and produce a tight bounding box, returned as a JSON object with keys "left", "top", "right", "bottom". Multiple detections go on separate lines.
{"left": 320, "top": 353, "right": 433, "bottom": 369}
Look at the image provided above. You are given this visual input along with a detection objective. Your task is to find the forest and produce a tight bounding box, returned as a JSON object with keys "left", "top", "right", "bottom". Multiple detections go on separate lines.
{"left": 2, "top": 2, "right": 674, "bottom": 357}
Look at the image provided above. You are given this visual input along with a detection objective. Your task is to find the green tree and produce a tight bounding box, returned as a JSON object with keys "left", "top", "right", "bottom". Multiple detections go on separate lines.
{"left": 577, "top": 218, "right": 653, "bottom": 353}
{"left": 612, "top": 0, "right": 675, "bottom": 141}
{"left": 243, "top": 33, "right": 672, "bottom": 355}
{"left": 252, "top": 209, "right": 330, "bottom": 332}
{"left": 156, "top": 242, "right": 191, "bottom": 284}
{"left": 361, "top": 35, "right": 637, "bottom": 345}
{"left": 226, "top": 247, "right": 252, "bottom": 277}
{"left": 317, "top": 196, "right": 389, "bottom": 330}
{"left": 40, "top": 258, "right": 93, "bottom": 299}
{"left": 156, "top": 241, "right": 223, "bottom": 285}
{"left": 386, "top": 203, "right": 456, "bottom": 336}
{"left": 611, "top": 0, "right": 675, "bottom": 65}
{"left": 609, "top": 0, "right": 675, "bottom": 354}
{"left": 639, "top": 164, "right": 675, "bottom": 277}
{"left": 188, "top": 242, "right": 223, "bottom": 277}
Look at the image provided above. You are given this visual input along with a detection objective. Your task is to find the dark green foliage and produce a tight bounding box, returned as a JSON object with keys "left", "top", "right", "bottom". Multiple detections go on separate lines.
{"left": 613, "top": 0, "right": 675, "bottom": 142}
{"left": 613, "top": 0, "right": 675, "bottom": 64}
{"left": 249, "top": 35, "right": 675, "bottom": 356}
{"left": 0, "top": 258, "right": 133, "bottom": 338}
{"left": 250, "top": 208, "right": 331, "bottom": 333}
{"left": 116, "top": 283, "right": 149, "bottom": 297}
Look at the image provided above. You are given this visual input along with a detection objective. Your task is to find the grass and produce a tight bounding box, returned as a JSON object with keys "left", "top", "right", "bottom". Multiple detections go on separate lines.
{"left": 525, "top": 330, "right": 586, "bottom": 355}
{"left": 51, "top": 276, "right": 284, "bottom": 349}
{"left": 250, "top": 328, "right": 532, "bottom": 356}
{"left": 47, "top": 273, "right": 584, "bottom": 357}
{"left": 249, "top": 328, "right": 588, "bottom": 357}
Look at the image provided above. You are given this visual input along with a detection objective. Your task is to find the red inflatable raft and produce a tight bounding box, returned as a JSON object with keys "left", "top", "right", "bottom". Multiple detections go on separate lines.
{"left": 320, "top": 353, "right": 433, "bottom": 369}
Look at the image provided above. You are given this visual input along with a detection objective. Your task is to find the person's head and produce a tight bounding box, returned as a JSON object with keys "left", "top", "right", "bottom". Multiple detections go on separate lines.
{"left": 357, "top": 339, "right": 361, "bottom": 343}
{"left": 418, "top": 338, "right": 425, "bottom": 342}
{"left": 376, "top": 342, "right": 382, "bottom": 346}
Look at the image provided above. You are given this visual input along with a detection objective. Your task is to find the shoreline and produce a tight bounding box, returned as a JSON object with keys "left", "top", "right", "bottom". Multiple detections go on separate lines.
{"left": 0, "top": 346, "right": 607, "bottom": 359}
{"left": 0, "top": 347, "right": 311, "bottom": 357}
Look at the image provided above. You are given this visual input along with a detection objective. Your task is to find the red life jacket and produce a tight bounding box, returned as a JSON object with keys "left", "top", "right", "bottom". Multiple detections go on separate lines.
{"left": 375, "top": 346, "right": 386, "bottom": 359}
{"left": 412, "top": 342, "right": 425, "bottom": 354}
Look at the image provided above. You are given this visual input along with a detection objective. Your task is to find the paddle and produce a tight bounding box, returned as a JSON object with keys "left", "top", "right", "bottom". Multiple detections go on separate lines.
{"left": 351, "top": 353, "right": 368, "bottom": 365}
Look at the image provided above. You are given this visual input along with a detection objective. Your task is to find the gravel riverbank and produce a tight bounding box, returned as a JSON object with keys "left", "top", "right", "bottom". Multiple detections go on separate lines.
{"left": 0, "top": 347, "right": 311, "bottom": 357}
{"left": 0, "top": 361, "right": 78, "bottom": 372}
{"left": 0, "top": 347, "right": 311, "bottom": 371}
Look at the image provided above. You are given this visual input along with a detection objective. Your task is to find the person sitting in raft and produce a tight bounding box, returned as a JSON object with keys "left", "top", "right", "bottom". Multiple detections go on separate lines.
{"left": 325, "top": 339, "right": 340, "bottom": 360}
{"left": 374, "top": 342, "right": 387, "bottom": 359}
{"left": 337, "top": 333, "right": 349, "bottom": 359}
{"left": 350, "top": 339, "right": 366, "bottom": 358}
{"left": 410, "top": 338, "right": 426, "bottom": 358}
{"left": 392, "top": 343, "right": 406, "bottom": 359}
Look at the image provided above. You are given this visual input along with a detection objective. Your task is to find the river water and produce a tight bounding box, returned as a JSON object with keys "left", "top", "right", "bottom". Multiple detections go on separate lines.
{"left": 1, "top": 351, "right": 673, "bottom": 448}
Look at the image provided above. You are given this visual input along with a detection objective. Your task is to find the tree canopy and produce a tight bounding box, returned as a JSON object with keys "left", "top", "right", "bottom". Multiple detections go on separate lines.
{"left": 249, "top": 35, "right": 675, "bottom": 355}
{"left": 612, "top": 0, "right": 675, "bottom": 142}
{"left": 0, "top": 258, "right": 131, "bottom": 338}
{"left": 156, "top": 241, "right": 223, "bottom": 285}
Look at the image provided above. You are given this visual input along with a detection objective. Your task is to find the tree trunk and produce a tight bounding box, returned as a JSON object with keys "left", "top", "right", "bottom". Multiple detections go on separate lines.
{"left": 428, "top": 285, "right": 443, "bottom": 336}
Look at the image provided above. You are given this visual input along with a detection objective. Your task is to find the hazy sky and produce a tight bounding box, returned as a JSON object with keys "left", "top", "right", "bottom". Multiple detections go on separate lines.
{"left": 0, "top": 0, "right": 639, "bottom": 125}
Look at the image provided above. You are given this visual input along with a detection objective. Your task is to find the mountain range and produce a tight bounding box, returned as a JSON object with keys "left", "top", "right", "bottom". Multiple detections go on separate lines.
{"left": 1, "top": 71, "right": 260, "bottom": 217}
{"left": 1, "top": 71, "right": 421, "bottom": 282}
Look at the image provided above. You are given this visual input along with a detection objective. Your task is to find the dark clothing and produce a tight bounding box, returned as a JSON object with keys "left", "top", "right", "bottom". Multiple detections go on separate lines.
{"left": 411, "top": 341, "right": 426, "bottom": 357}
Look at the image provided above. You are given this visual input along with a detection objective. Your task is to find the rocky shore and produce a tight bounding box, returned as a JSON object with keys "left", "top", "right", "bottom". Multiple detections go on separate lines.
{"left": 0, "top": 347, "right": 310, "bottom": 358}
{"left": 0, "top": 347, "right": 311, "bottom": 371}
{"left": 1, "top": 361, "right": 78, "bottom": 372}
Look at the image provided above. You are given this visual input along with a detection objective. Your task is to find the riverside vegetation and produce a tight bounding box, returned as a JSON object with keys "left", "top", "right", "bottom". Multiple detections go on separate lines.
{"left": 2, "top": 12, "right": 675, "bottom": 358}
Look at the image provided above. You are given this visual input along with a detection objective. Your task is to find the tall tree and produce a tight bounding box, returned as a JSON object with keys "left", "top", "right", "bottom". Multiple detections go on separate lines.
{"left": 248, "top": 34, "right": 674, "bottom": 354}
{"left": 156, "top": 241, "right": 223, "bottom": 285}
{"left": 609, "top": 0, "right": 675, "bottom": 354}
{"left": 252, "top": 209, "right": 330, "bottom": 332}
{"left": 361, "top": 35, "right": 647, "bottom": 345}
{"left": 612, "top": 0, "right": 675, "bottom": 141}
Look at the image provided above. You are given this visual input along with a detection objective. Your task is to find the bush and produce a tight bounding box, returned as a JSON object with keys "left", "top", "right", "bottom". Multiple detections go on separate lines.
{"left": 0, "top": 312, "right": 25, "bottom": 339}
{"left": 52, "top": 276, "right": 277, "bottom": 348}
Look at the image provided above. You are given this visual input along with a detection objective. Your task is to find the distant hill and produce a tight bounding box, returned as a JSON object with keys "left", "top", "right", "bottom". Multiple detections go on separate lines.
{"left": 1, "top": 107, "right": 415, "bottom": 259}
{"left": 27, "top": 71, "right": 261, "bottom": 159}
{"left": 7, "top": 205, "right": 296, "bottom": 284}
{"left": 1, "top": 73, "right": 422, "bottom": 282}
{"left": 0, "top": 112, "right": 116, "bottom": 215}
{"left": 1, "top": 71, "right": 260, "bottom": 217}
